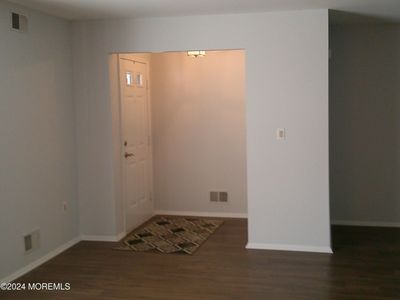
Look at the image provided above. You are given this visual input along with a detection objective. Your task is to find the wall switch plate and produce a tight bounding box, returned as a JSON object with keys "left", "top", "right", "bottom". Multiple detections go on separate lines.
{"left": 276, "top": 128, "right": 286, "bottom": 140}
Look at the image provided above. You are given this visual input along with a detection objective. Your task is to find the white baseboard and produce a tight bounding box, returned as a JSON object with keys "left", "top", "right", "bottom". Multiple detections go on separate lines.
{"left": 246, "top": 242, "right": 333, "bottom": 254}
{"left": 115, "top": 231, "right": 127, "bottom": 241}
{"left": 80, "top": 231, "right": 126, "bottom": 242}
{"left": 331, "top": 220, "right": 400, "bottom": 228}
{"left": 154, "top": 210, "right": 247, "bottom": 219}
{"left": 1, "top": 236, "right": 81, "bottom": 284}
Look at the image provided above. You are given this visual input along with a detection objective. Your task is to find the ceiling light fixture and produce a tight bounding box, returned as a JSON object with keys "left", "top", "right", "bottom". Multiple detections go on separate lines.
{"left": 187, "top": 50, "right": 206, "bottom": 58}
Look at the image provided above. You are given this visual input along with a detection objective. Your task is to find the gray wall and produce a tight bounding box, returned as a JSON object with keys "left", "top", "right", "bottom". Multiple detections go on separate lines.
{"left": 0, "top": 2, "right": 78, "bottom": 280}
{"left": 330, "top": 24, "right": 400, "bottom": 225}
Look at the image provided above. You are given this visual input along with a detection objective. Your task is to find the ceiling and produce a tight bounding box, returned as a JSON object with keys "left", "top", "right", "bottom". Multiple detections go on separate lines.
{"left": 8, "top": 0, "right": 400, "bottom": 22}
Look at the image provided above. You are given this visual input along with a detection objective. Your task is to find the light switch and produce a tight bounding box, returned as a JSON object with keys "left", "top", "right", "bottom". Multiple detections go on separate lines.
{"left": 276, "top": 128, "right": 286, "bottom": 140}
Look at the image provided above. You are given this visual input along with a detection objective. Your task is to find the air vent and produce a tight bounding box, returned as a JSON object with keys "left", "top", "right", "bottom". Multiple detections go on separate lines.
{"left": 11, "top": 12, "right": 28, "bottom": 32}
{"left": 24, "top": 235, "right": 32, "bottom": 252}
{"left": 24, "top": 229, "right": 40, "bottom": 254}
{"left": 210, "top": 191, "right": 219, "bottom": 202}
{"left": 219, "top": 192, "right": 228, "bottom": 202}
{"left": 210, "top": 191, "right": 228, "bottom": 202}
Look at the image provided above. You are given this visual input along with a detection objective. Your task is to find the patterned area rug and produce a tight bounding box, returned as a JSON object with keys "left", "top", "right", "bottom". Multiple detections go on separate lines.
{"left": 114, "top": 216, "right": 223, "bottom": 255}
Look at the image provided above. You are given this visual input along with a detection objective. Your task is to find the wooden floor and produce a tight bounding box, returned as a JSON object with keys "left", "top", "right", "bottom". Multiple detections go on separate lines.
{"left": 2, "top": 217, "right": 400, "bottom": 300}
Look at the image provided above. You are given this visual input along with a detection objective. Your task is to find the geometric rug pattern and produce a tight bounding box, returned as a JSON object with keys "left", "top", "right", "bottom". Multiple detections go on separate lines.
{"left": 114, "top": 216, "right": 223, "bottom": 255}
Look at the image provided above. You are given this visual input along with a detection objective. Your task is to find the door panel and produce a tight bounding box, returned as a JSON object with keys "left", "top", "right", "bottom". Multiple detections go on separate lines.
{"left": 119, "top": 57, "right": 153, "bottom": 232}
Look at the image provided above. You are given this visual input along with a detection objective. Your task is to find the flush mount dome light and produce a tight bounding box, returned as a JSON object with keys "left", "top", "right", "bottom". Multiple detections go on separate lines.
{"left": 187, "top": 50, "right": 206, "bottom": 58}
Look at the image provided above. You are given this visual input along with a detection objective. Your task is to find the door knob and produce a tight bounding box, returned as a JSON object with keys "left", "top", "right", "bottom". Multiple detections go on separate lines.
{"left": 125, "top": 152, "right": 134, "bottom": 158}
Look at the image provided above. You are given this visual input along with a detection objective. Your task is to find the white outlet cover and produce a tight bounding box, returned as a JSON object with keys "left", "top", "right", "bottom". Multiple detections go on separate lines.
{"left": 276, "top": 128, "right": 286, "bottom": 140}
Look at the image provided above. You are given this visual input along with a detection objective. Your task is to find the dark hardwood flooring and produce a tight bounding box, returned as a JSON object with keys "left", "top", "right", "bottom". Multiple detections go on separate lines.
{"left": 1, "top": 217, "right": 400, "bottom": 300}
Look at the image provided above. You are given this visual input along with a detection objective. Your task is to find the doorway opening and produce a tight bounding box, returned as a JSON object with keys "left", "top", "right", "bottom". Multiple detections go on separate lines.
{"left": 110, "top": 50, "right": 248, "bottom": 235}
{"left": 329, "top": 11, "right": 400, "bottom": 250}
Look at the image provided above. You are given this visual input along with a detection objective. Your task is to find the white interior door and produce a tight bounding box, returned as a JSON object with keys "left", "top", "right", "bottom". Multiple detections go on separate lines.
{"left": 119, "top": 56, "right": 153, "bottom": 232}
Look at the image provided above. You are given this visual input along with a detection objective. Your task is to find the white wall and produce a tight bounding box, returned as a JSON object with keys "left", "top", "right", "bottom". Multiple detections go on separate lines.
{"left": 150, "top": 51, "right": 247, "bottom": 215}
{"left": 72, "top": 10, "right": 331, "bottom": 252}
{"left": 0, "top": 2, "right": 78, "bottom": 280}
{"left": 330, "top": 24, "right": 400, "bottom": 226}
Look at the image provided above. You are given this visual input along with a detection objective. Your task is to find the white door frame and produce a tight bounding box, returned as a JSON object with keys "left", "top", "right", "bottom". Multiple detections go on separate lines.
{"left": 117, "top": 53, "right": 154, "bottom": 234}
